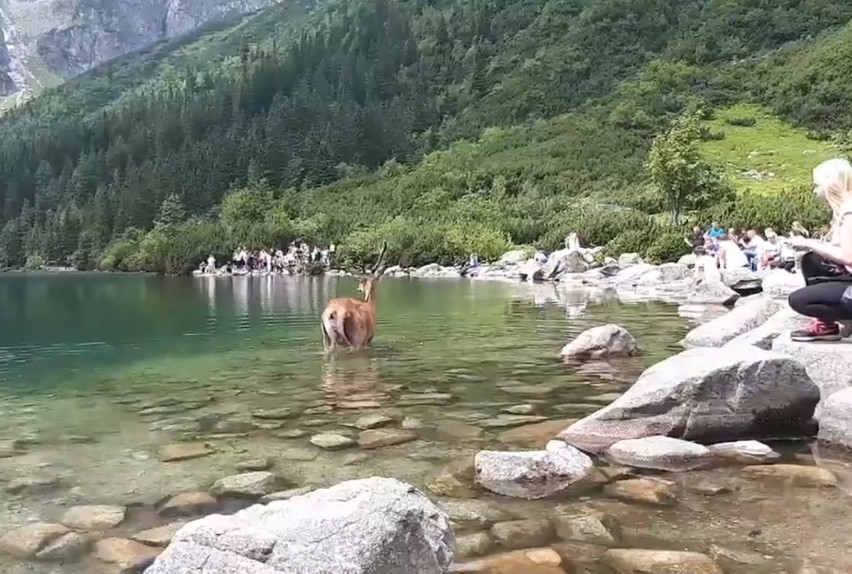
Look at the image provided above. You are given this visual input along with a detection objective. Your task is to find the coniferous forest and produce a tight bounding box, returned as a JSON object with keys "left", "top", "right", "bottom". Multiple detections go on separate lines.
{"left": 1, "top": 0, "right": 852, "bottom": 273}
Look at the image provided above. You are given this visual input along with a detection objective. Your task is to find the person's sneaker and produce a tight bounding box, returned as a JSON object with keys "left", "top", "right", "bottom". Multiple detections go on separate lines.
{"left": 791, "top": 320, "right": 842, "bottom": 342}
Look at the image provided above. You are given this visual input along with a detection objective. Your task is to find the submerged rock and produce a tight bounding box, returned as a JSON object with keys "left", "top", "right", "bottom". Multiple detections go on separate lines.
{"left": 559, "top": 346, "right": 819, "bottom": 453}
{"left": 708, "top": 441, "right": 780, "bottom": 464}
{"left": 561, "top": 324, "right": 639, "bottom": 359}
{"left": 773, "top": 332, "right": 852, "bottom": 418}
{"left": 94, "top": 538, "right": 160, "bottom": 572}
{"left": 158, "top": 442, "right": 215, "bottom": 462}
{"left": 210, "top": 472, "right": 288, "bottom": 499}
{"left": 310, "top": 433, "right": 357, "bottom": 450}
{"left": 490, "top": 519, "right": 554, "bottom": 550}
{"left": 62, "top": 505, "right": 126, "bottom": 530}
{"left": 144, "top": 477, "right": 454, "bottom": 574}
{"left": 132, "top": 522, "right": 187, "bottom": 547}
{"left": 682, "top": 296, "right": 781, "bottom": 348}
{"left": 454, "top": 532, "right": 495, "bottom": 559}
{"left": 741, "top": 464, "right": 837, "bottom": 488}
{"left": 474, "top": 440, "right": 594, "bottom": 499}
{"left": 603, "top": 477, "right": 679, "bottom": 507}
{"left": 479, "top": 415, "right": 548, "bottom": 429}
{"left": 552, "top": 511, "right": 622, "bottom": 545}
{"left": 607, "top": 436, "right": 713, "bottom": 472}
{"left": 0, "top": 439, "right": 25, "bottom": 458}
{"left": 603, "top": 549, "right": 723, "bottom": 574}
{"left": 251, "top": 408, "right": 297, "bottom": 420}
{"left": 347, "top": 414, "right": 395, "bottom": 430}
{"left": 0, "top": 523, "right": 70, "bottom": 559}
{"left": 453, "top": 547, "right": 567, "bottom": 574}
{"left": 438, "top": 499, "right": 515, "bottom": 531}
{"left": 34, "top": 532, "right": 91, "bottom": 563}
{"left": 158, "top": 492, "right": 217, "bottom": 517}
{"left": 235, "top": 458, "right": 274, "bottom": 471}
{"left": 357, "top": 428, "right": 417, "bottom": 449}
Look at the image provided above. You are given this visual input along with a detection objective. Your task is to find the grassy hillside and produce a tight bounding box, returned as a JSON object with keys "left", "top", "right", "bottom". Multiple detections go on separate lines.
{"left": 700, "top": 104, "right": 838, "bottom": 195}
{"left": 0, "top": 0, "right": 850, "bottom": 271}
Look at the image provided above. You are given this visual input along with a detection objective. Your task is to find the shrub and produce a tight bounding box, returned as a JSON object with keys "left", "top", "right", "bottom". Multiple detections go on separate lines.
{"left": 645, "top": 229, "right": 690, "bottom": 263}
{"left": 724, "top": 116, "right": 756, "bottom": 127}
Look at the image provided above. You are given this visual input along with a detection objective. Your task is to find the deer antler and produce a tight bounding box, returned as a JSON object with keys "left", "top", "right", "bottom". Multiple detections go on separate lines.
{"left": 371, "top": 242, "right": 388, "bottom": 276}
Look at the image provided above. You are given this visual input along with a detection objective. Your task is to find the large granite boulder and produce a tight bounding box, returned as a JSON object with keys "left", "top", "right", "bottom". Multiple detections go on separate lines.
{"left": 685, "top": 280, "right": 740, "bottom": 306}
{"left": 558, "top": 346, "right": 819, "bottom": 453}
{"left": 613, "top": 263, "right": 656, "bottom": 286}
{"left": 817, "top": 389, "right": 852, "bottom": 449}
{"left": 560, "top": 324, "right": 638, "bottom": 359}
{"left": 658, "top": 263, "right": 691, "bottom": 283}
{"left": 474, "top": 441, "right": 594, "bottom": 499}
{"left": 544, "top": 249, "right": 589, "bottom": 278}
{"left": 682, "top": 296, "right": 781, "bottom": 348}
{"left": 144, "top": 477, "right": 454, "bottom": 574}
{"left": 773, "top": 332, "right": 852, "bottom": 417}
{"left": 618, "top": 253, "right": 642, "bottom": 267}
{"left": 761, "top": 269, "right": 805, "bottom": 299}
{"left": 724, "top": 306, "right": 810, "bottom": 350}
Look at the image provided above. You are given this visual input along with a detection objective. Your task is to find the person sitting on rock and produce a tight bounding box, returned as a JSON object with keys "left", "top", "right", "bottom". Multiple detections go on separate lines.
{"left": 693, "top": 246, "right": 721, "bottom": 284}
{"left": 717, "top": 233, "right": 748, "bottom": 269}
{"left": 788, "top": 158, "right": 852, "bottom": 341}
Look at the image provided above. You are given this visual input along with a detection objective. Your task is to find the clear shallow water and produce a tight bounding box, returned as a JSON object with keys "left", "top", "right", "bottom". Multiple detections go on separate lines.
{"left": 0, "top": 274, "right": 851, "bottom": 573}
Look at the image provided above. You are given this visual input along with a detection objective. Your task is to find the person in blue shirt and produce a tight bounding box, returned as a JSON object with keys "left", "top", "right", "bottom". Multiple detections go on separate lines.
{"left": 707, "top": 222, "right": 725, "bottom": 239}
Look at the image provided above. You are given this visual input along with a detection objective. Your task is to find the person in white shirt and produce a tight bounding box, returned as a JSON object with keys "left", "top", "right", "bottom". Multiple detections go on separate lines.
{"left": 717, "top": 233, "right": 748, "bottom": 269}
{"left": 693, "top": 246, "right": 721, "bottom": 283}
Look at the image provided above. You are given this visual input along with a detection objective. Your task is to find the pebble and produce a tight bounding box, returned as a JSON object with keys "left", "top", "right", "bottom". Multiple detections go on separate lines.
{"left": 502, "top": 404, "right": 536, "bottom": 415}
{"left": 688, "top": 480, "right": 733, "bottom": 496}
{"left": 397, "top": 393, "right": 453, "bottom": 406}
{"left": 491, "top": 519, "right": 555, "bottom": 550}
{"left": 479, "top": 415, "right": 548, "bottom": 429}
{"left": 552, "top": 511, "right": 622, "bottom": 545}
{"left": 235, "top": 458, "right": 274, "bottom": 471}
{"left": 35, "top": 532, "right": 91, "bottom": 562}
{"left": 603, "top": 549, "right": 723, "bottom": 574}
{"left": 94, "top": 538, "right": 161, "bottom": 572}
{"left": 310, "top": 433, "right": 357, "bottom": 450}
{"left": 338, "top": 400, "right": 382, "bottom": 409}
{"left": 131, "top": 522, "right": 188, "bottom": 547}
{"left": 435, "top": 422, "right": 485, "bottom": 440}
{"left": 251, "top": 408, "right": 297, "bottom": 420}
{"left": 157, "top": 442, "right": 215, "bottom": 462}
{"left": 62, "top": 505, "right": 126, "bottom": 530}
{"left": 274, "top": 429, "right": 308, "bottom": 439}
{"left": 358, "top": 429, "right": 418, "bottom": 449}
{"left": 401, "top": 417, "right": 425, "bottom": 429}
{"left": 210, "top": 471, "right": 287, "bottom": 498}
{"left": 347, "top": 414, "right": 395, "bottom": 430}
{"left": 6, "top": 475, "right": 63, "bottom": 495}
{"left": 603, "top": 478, "right": 679, "bottom": 507}
{"left": 0, "top": 523, "right": 70, "bottom": 559}
{"left": 501, "top": 384, "right": 559, "bottom": 398}
{"left": 454, "top": 532, "right": 495, "bottom": 559}
{"left": 451, "top": 547, "right": 566, "bottom": 574}
{"left": 158, "top": 491, "right": 217, "bottom": 517}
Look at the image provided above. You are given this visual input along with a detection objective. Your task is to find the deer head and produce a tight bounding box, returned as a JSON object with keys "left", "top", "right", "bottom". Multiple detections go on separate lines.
{"left": 356, "top": 242, "right": 388, "bottom": 301}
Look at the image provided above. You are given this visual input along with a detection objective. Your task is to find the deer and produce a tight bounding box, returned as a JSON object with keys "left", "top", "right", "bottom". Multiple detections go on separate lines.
{"left": 321, "top": 242, "right": 387, "bottom": 353}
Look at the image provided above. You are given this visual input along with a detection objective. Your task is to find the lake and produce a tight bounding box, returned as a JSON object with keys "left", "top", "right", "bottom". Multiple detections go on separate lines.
{"left": 0, "top": 273, "right": 851, "bottom": 573}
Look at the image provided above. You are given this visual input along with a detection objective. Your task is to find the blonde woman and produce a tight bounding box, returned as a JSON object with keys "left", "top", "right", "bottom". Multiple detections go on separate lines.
{"left": 788, "top": 158, "right": 852, "bottom": 341}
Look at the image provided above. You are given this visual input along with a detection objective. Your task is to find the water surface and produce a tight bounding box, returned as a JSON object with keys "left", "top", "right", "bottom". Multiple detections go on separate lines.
{"left": 0, "top": 274, "right": 850, "bottom": 573}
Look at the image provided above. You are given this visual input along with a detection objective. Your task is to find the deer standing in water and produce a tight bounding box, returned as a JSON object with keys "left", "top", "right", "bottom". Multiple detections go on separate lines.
{"left": 321, "top": 243, "right": 387, "bottom": 352}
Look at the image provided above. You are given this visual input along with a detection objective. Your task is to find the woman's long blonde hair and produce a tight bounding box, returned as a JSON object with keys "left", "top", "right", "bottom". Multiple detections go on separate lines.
{"left": 814, "top": 158, "right": 852, "bottom": 243}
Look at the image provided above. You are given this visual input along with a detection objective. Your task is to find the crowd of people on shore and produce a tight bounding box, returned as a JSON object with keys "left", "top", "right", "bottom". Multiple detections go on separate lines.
{"left": 196, "top": 242, "right": 336, "bottom": 276}
{"left": 688, "top": 221, "right": 810, "bottom": 279}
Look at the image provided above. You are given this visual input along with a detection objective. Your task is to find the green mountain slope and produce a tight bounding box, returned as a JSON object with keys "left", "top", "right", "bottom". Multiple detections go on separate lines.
{"left": 0, "top": 0, "right": 850, "bottom": 271}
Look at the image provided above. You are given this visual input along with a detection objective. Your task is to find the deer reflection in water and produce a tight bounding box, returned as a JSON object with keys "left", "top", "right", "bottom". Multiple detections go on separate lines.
{"left": 320, "top": 355, "right": 388, "bottom": 408}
